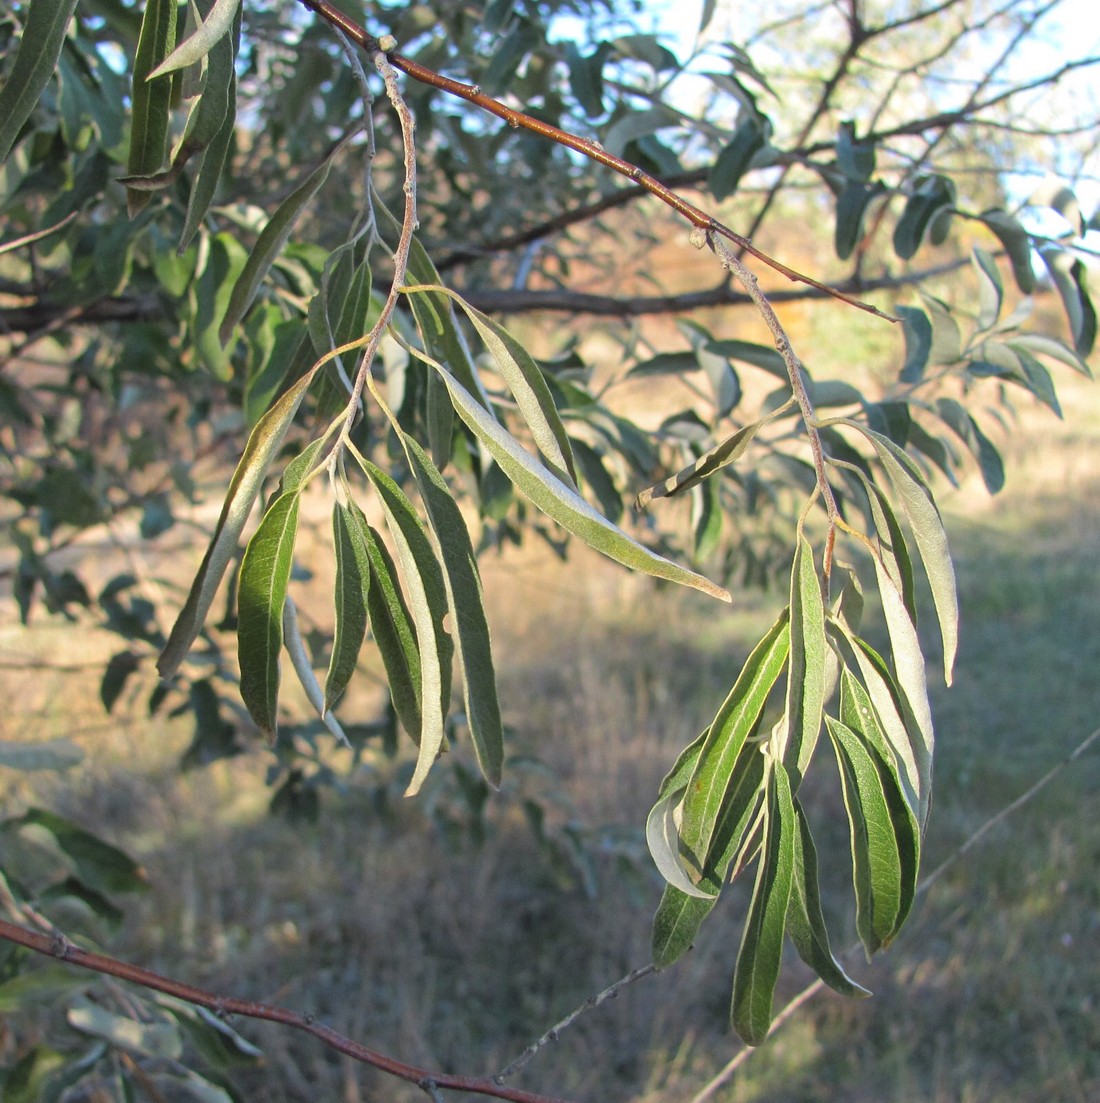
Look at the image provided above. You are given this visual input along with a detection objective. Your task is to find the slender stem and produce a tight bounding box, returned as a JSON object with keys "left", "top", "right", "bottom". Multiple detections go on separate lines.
{"left": 706, "top": 232, "right": 840, "bottom": 573}
{"left": 294, "top": 0, "right": 896, "bottom": 323}
{"left": 0, "top": 918, "right": 570, "bottom": 1103}
{"left": 494, "top": 964, "right": 659, "bottom": 1083}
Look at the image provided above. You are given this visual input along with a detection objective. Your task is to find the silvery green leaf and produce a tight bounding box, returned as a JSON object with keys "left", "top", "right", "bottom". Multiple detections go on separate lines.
{"left": 237, "top": 491, "right": 301, "bottom": 740}
{"left": 147, "top": 0, "right": 242, "bottom": 79}
{"left": 158, "top": 366, "right": 320, "bottom": 678}
{"left": 0, "top": 0, "right": 81, "bottom": 162}
{"left": 679, "top": 610, "right": 789, "bottom": 872}
{"left": 731, "top": 764, "right": 794, "bottom": 1045}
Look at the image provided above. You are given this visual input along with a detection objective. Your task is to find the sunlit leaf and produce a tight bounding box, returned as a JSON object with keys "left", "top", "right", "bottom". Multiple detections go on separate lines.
{"left": 837, "top": 420, "right": 957, "bottom": 686}
{"left": 1039, "top": 246, "right": 1096, "bottom": 357}
{"left": 898, "top": 307, "right": 932, "bottom": 383}
{"left": 359, "top": 459, "right": 453, "bottom": 794}
{"left": 148, "top": 0, "right": 242, "bottom": 79}
{"left": 0, "top": 0, "right": 80, "bottom": 162}
{"left": 410, "top": 344, "right": 730, "bottom": 602}
{"left": 781, "top": 536, "right": 826, "bottom": 789}
{"left": 405, "top": 285, "right": 576, "bottom": 486}
{"left": 972, "top": 247, "right": 1003, "bottom": 331}
{"left": 283, "top": 595, "right": 348, "bottom": 744}
{"left": 403, "top": 435, "right": 503, "bottom": 786}
{"left": 69, "top": 998, "right": 182, "bottom": 1059}
{"left": 731, "top": 764, "right": 794, "bottom": 1045}
{"left": 237, "top": 491, "right": 301, "bottom": 739}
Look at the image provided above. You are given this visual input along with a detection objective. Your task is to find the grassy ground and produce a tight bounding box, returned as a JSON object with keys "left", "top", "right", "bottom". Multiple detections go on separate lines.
{"left": 2, "top": 373, "right": 1098, "bottom": 1102}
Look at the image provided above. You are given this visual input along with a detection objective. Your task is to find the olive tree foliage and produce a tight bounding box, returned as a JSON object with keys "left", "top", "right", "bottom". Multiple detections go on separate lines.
{"left": 1, "top": 0, "right": 1098, "bottom": 1093}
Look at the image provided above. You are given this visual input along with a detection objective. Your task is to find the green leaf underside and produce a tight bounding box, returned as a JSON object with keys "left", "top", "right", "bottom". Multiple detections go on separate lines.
{"left": 679, "top": 610, "right": 790, "bottom": 873}
{"left": 409, "top": 344, "right": 731, "bottom": 603}
{"left": 345, "top": 500, "right": 424, "bottom": 741}
{"left": 324, "top": 503, "right": 370, "bottom": 712}
{"left": 0, "top": 0, "right": 81, "bottom": 162}
{"left": 403, "top": 435, "right": 504, "bottom": 786}
{"left": 787, "top": 798, "right": 871, "bottom": 997}
{"left": 237, "top": 491, "right": 301, "bottom": 738}
{"left": 731, "top": 764, "right": 795, "bottom": 1045}
{"left": 158, "top": 366, "right": 319, "bottom": 678}
{"left": 782, "top": 536, "right": 827, "bottom": 789}
{"left": 359, "top": 459, "right": 453, "bottom": 795}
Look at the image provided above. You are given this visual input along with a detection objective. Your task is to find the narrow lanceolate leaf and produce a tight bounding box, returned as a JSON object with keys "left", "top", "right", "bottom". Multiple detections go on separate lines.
{"left": 870, "top": 556, "right": 934, "bottom": 822}
{"left": 826, "top": 712, "right": 917, "bottom": 956}
{"left": 359, "top": 460, "right": 453, "bottom": 795}
{"left": 420, "top": 351, "right": 730, "bottom": 603}
{"left": 158, "top": 366, "right": 320, "bottom": 678}
{"left": 731, "top": 764, "right": 795, "bottom": 1045}
{"left": 0, "top": 0, "right": 80, "bottom": 162}
{"left": 403, "top": 436, "right": 503, "bottom": 786}
{"left": 345, "top": 500, "right": 423, "bottom": 740}
{"left": 680, "top": 610, "right": 790, "bottom": 873}
{"left": 406, "top": 285, "right": 577, "bottom": 486}
{"left": 651, "top": 748, "right": 766, "bottom": 966}
{"left": 237, "top": 492, "right": 301, "bottom": 740}
{"left": 787, "top": 797, "right": 871, "bottom": 997}
{"left": 781, "top": 536, "right": 827, "bottom": 790}
{"left": 284, "top": 596, "right": 348, "bottom": 744}
{"left": 147, "top": 0, "right": 242, "bottom": 79}
{"left": 839, "top": 419, "right": 957, "bottom": 685}
{"left": 219, "top": 155, "right": 335, "bottom": 343}
{"left": 324, "top": 503, "right": 370, "bottom": 713}
{"left": 636, "top": 401, "right": 795, "bottom": 507}
{"left": 979, "top": 209, "right": 1036, "bottom": 294}
{"left": 839, "top": 668, "right": 920, "bottom": 931}
{"left": 180, "top": 72, "right": 236, "bottom": 250}
{"left": 127, "top": 0, "right": 177, "bottom": 215}
{"left": 829, "top": 610, "right": 928, "bottom": 827}
{"left": 171, "top": 0, "right": 239, "bottom": 164}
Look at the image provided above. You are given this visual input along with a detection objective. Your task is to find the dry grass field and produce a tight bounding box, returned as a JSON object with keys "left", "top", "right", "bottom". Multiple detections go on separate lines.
{"left": 2, "top": 315, "right": 1099, "bottom": 1101}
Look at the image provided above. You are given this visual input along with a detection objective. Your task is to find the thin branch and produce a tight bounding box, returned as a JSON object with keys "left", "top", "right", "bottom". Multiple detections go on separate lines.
{"left": 0, "top": 918, "right": 571, "bottom": 1103}
{"left": 295, "top": 0, "right": 895, "bottom": 323}
{"left": 494, "top": 964, "right": 659, "bottom": 1084}
{"left": 687, "top": 724, "right": 1100, "bottom": 1103}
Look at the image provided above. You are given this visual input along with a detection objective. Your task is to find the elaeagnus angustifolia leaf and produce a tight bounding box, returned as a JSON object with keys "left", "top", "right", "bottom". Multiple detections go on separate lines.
{"left": 0, "top": 0, "right": 80, "bottom": 162}
{"left": 126, "top": 0, "right": 177, "bottom": 216}
{"left": 679, "top": 610, "right": 789, "bottom": 874}
{"left": 324, "top": 500, "right": 370, "bottom": 714}
{"left": 406, "top": 343, "right": 731, "bottom": 603}
{"left": 731, "top": 763, "right": 794, "bottom": 1045}
{"left": 780, "top": 535, "right": 827, "bottom": 790}
{"left": 237, "top": 490, "right": 300, "bottom": 740}
{"left": 148, "top": 0, "right": 242, "bottom": 79}
{"left": 787, "top": 796, "right": 871, "bottom": 997}
{"left": 838, "top": 419, "right": 957, "bottom": 686}
{"left": 344, "top": 499, "right": 424, "bottom": 742}
{"left": 158, "top": 366, "right": 321, "bottom": 679}
{"left": 357, "top": 459, "right": 453, "bottom": 795}
{"left": 404, "top": 285, "right": 577, "bottom": 487}
{"left": 403, "top": 435, "right": 504, "bottom": 787}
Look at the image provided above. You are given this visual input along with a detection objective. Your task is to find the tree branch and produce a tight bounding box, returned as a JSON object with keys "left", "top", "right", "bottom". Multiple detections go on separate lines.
{"left": 0, "top": 917, "right": 573, "bottom": 1103}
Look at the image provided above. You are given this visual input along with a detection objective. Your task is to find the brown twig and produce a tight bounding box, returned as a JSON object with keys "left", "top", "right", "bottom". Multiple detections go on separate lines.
{"left": 0, "top": 917, "right": 572, "bottom": 1103}
{"left": 295, "top": 0, "right": 896, "bottom": 323}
